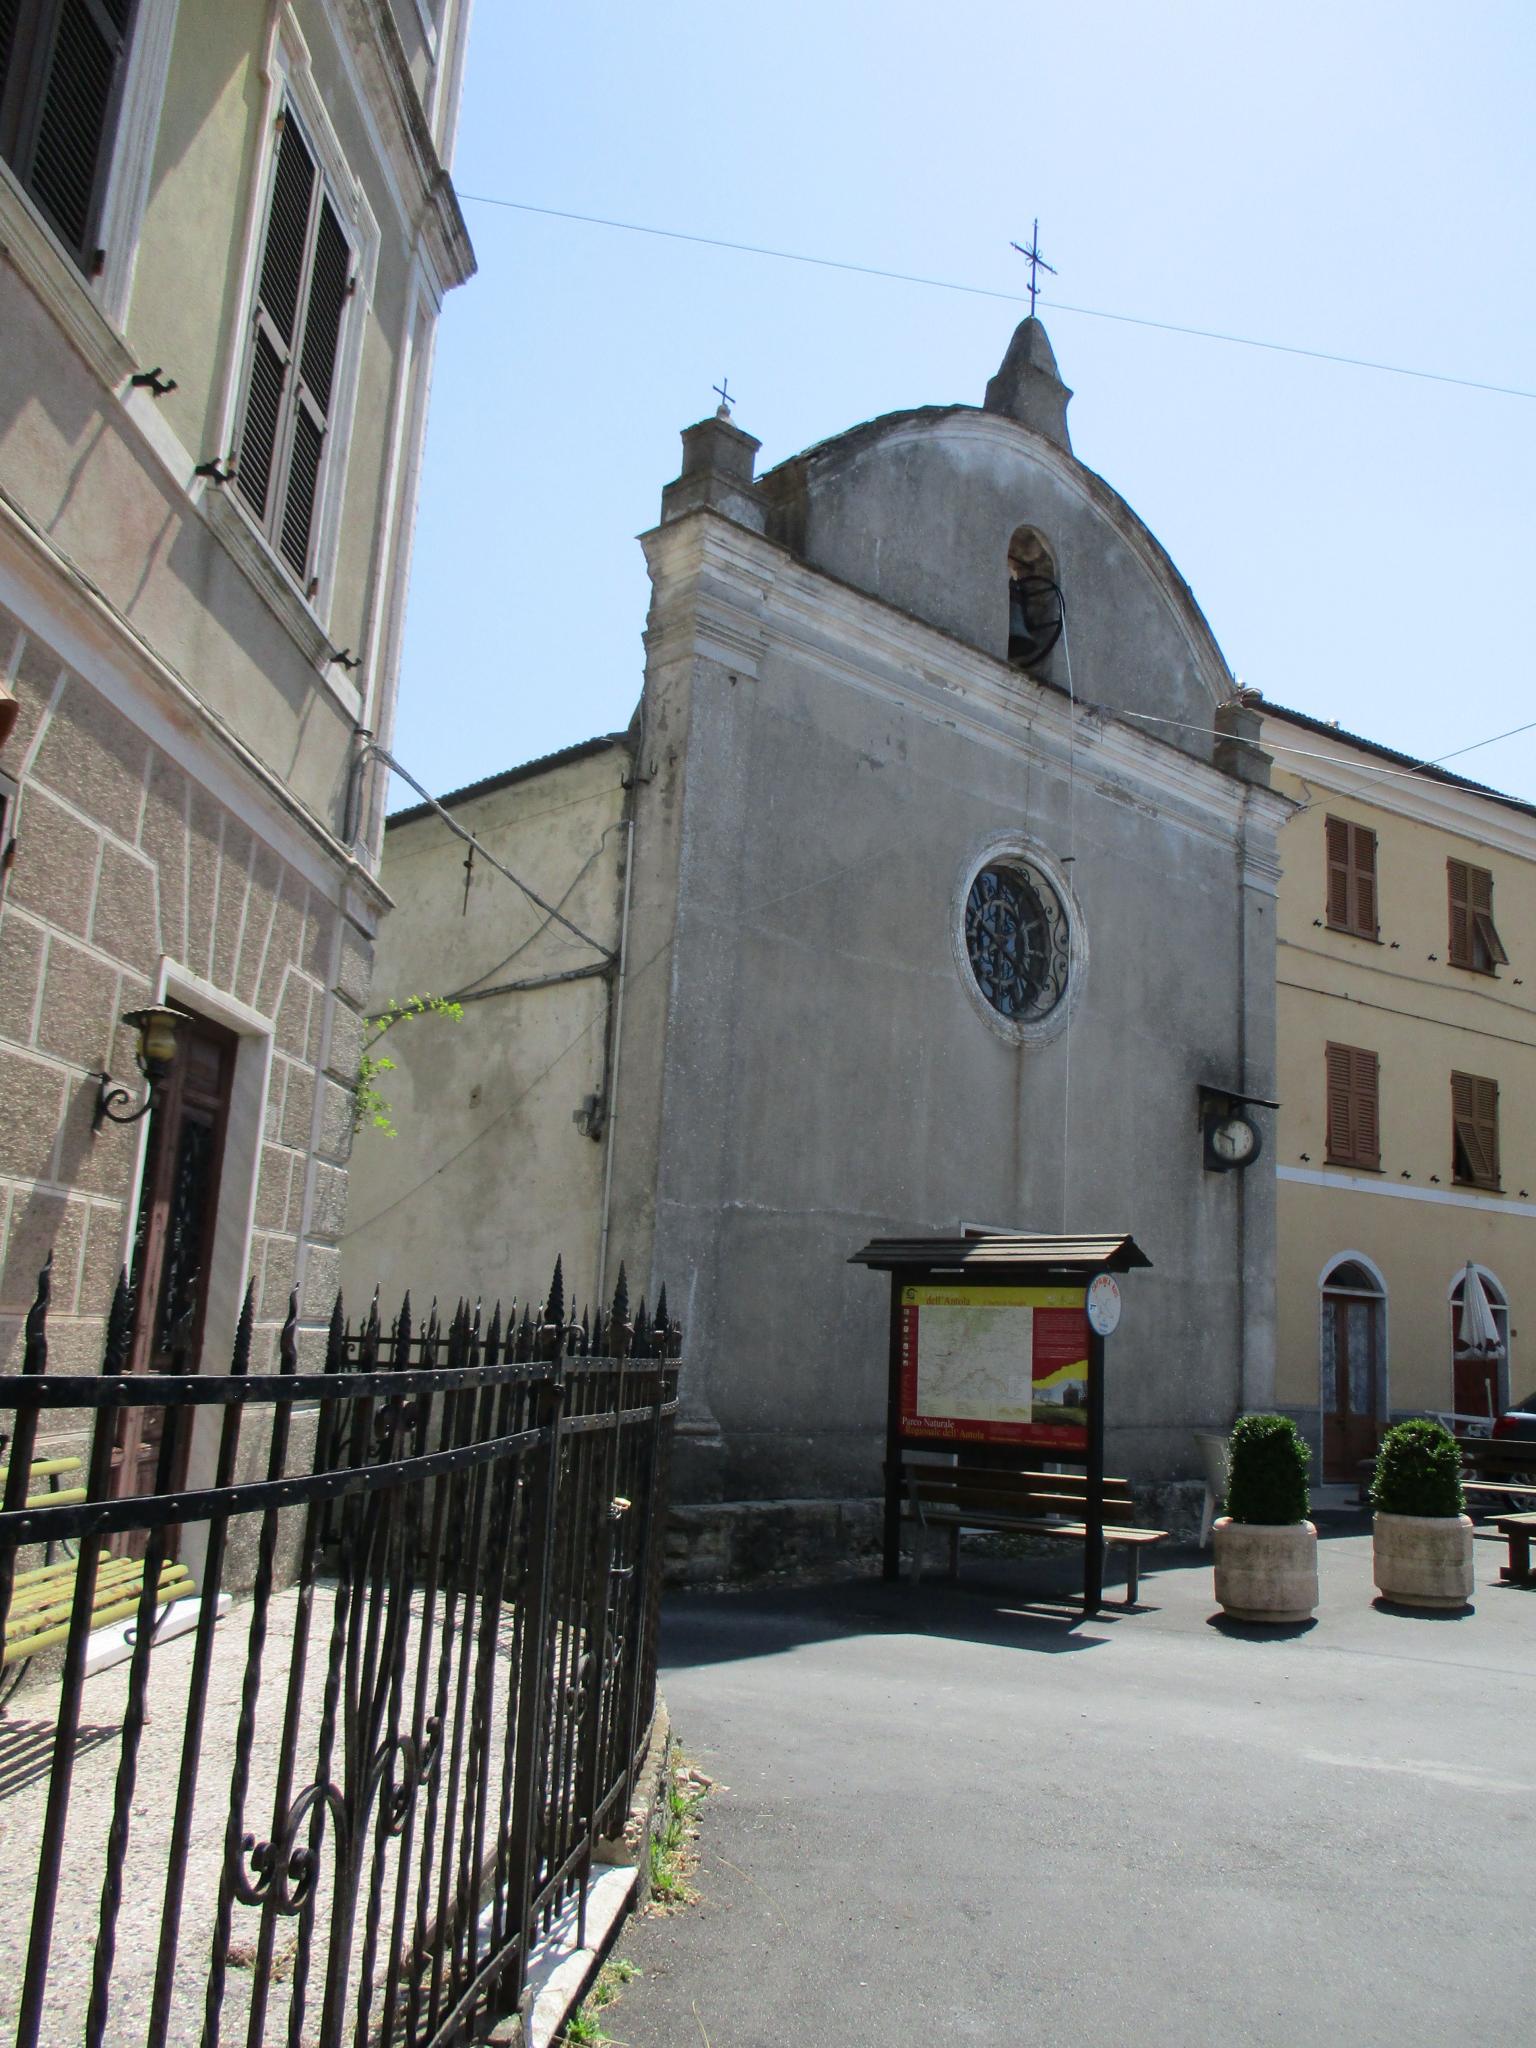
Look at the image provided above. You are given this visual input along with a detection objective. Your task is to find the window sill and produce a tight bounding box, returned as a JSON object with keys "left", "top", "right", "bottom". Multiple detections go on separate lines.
{"left": 1453, "top": 1178, "right": 1502, "bottom": 1196}
{"left": 1324, "top": 921, "right": 1381, "bottom": 944}
{"left": 197, "top": 486, "right": 362, "bottom": 720}
{"left": 1325, "top": 1156, "right": 1382, "bottom": 1174}
{"left": 1447, "top": 960, "right": 1501, "bottom": 979}
{"left": 0, "top": 164, "right": 133, "bottom": 392}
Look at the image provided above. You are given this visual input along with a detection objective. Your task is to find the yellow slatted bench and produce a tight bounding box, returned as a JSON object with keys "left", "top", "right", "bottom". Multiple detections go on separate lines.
{"left": 3, "top": 1557, "right": 195, "bottom": 1669}
{"left": 0, "top": 1455, "right": 86, "bottom": 1512}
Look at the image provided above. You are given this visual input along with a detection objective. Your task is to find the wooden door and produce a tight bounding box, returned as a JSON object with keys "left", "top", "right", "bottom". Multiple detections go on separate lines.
{"left": 112, "top": 1013, "right": 236, "bottom": 1533}
{"left": 1321, "top": 1283, "right": 1381, "bottom": 1481}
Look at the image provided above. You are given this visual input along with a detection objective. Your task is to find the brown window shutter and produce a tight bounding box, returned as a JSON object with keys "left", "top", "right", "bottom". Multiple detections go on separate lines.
{"left": 1351, "top": 827, "right": 1377, "bottom": 936}
{"left": 1469, "top": 866, "right": 1508, "bottom": 967}
{"left": 1325, "top": 818, "right": 1352, "bottom": 929}
{"left": 1451, "top": 1070, "right": 1498, "bottom": 1186}
{"left": 1447, "top": 860, "right": 1472, "bottom": 967}
{"left": 1476, "top": 1075, "right": 1499, "bottom": 1184}
{"left": 1326, "top": 1042, "right": 1378, "bottom": 1167}
{"left": 1352, "top": 1047, "right": 1379, "bottom": 1169}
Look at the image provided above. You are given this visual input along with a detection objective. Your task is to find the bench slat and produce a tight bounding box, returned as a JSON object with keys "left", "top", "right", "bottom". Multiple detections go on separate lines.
{"left": 3, "top": 1562, "right": 195, "bottom": 1666}
{"left": 908, "top": 1484, "right": 1141, "bottom": 1525}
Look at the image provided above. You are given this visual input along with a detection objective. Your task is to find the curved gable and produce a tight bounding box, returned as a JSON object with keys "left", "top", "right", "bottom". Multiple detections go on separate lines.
{"left": 761, "top": 404, "right": 1233, "bottom": 765}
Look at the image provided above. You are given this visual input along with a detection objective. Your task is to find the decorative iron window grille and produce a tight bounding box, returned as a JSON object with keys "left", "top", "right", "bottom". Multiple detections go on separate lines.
{"left": 963, "top": 860, "right": 1070, "bottom": 1023}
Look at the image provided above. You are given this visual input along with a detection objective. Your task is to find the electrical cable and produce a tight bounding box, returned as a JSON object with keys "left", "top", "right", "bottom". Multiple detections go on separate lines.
{"left": 457, "top": 193, "right": 1536, "bottom": 403}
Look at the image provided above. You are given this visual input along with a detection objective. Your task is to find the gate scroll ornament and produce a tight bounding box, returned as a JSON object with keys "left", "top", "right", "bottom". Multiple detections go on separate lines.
{"left": 0, "top": 1257, "right": 680, "bottom": 2048}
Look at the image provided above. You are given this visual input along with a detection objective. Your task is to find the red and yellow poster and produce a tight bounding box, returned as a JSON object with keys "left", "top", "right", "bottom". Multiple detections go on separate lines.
{"left": 899, "top": 1282, "right": 1089, "bottom": 1449}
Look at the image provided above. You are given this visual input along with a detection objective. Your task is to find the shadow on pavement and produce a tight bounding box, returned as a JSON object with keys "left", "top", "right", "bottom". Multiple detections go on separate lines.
{"left": 658, "top": 1551, "right": 1151, "bottom": 1670}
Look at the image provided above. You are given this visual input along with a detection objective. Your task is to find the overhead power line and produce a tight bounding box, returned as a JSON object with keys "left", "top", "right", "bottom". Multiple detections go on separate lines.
{"left": 457, "top": 193, "right": 1536, "bottom": 403}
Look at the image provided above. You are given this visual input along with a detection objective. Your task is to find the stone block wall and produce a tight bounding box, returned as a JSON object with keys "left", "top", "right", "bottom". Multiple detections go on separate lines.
{"left": 0, "top": 599, "right": 369, "bottom": 1390}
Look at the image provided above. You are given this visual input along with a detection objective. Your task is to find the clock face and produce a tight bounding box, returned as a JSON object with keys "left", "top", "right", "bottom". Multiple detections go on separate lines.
{"left": 1211, "top": 1115, "right": 1259, "bottom": 1164}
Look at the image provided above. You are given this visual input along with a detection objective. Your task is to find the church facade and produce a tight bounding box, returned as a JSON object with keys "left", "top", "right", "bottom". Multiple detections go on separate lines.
{"left": 343, "top": 320, "right": 1290, "bottom": 1539}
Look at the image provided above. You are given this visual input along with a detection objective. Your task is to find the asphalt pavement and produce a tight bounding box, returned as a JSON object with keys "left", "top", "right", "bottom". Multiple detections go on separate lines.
{"left": 606, "top": 1526, "right": 1536, "bottom": 2048}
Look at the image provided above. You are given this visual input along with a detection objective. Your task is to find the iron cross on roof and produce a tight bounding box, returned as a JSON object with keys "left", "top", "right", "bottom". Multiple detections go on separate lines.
{"left": 1009, "top": 219, "right": 1056, "bottom": 316}
{"left": 712, "top": 376, "right": 734, "bottom": 416}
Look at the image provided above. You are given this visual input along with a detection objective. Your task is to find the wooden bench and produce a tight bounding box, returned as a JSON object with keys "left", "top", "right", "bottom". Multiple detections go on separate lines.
{"left": 1463, "top": 1478, "right": 1536, "bottom": 1513}
{"left": 893, "top": 1459, "right": 1169, "bottom": 1607}
{"left": 2, "top": 1555, "right": 195, "bottom": 1688}
{"left": 0, "top": 1454, "right": 86, "bottom": 1514}
{"left": 1492, "top": 1514, "right": 1536, "bottom": 1588}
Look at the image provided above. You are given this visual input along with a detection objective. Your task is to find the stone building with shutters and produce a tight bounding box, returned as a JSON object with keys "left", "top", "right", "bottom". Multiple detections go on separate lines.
{"left": 1261, "top": 705, "right": 1536, "bottom": 1475}
{"left": 343, "top": 318, "right": 1292, "bottom": 1560}
{"left": 0, "top": 2, "right": 474, "bottom": 1464}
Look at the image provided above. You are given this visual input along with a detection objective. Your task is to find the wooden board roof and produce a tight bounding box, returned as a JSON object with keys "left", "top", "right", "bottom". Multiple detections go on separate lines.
{"left": 849, "top": 1232, "right": 1151, "bottom": 1273}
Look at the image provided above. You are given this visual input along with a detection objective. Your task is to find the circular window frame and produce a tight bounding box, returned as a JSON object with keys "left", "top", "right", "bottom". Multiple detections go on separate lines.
{"left": 951, "top": 835, "right": 1087, "bottom": 1046}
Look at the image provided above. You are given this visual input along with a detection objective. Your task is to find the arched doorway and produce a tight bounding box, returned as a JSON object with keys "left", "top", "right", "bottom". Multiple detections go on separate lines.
{"left": 1320, "top": 1257, "right": 1386, "bottom": 1481}
{"left": 1449, "top": 1266, "right": 1510, "bottom": 1427}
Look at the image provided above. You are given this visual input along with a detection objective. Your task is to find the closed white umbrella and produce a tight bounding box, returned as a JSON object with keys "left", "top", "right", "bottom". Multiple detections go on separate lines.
{"left": 1458, "top": 1261, "right": 1504, "bottom": 1357}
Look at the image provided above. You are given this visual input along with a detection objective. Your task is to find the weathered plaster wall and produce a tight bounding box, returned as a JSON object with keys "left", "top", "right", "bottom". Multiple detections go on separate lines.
{"left": 618, "top": 455, "right": 1286, "bottom": 1501}
{"left": 341, "top": 742, "right": 630, "bottom": 1320}
{"left": 761, "top": 408, "right": 1227, "bottom": 767}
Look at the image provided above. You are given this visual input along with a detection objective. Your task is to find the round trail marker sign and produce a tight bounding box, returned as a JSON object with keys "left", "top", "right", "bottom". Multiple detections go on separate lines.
{"left": 1086, "top": 1273, "right": 1122, "bottom": 1336}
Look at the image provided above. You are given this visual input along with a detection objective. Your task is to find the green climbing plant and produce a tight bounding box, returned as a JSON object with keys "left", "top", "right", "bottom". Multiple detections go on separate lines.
{"left": 353, "top": 992, "right": 462, "bottom": 1137}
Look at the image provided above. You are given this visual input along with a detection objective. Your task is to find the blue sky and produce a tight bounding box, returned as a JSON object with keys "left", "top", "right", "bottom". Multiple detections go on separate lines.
{"left": 392, "top": 1, "right": 1536, "bottom": 806}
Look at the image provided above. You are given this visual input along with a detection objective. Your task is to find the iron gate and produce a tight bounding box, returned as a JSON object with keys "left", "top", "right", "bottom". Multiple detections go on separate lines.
{"left": 0, "top": 1259, "right": 678, "bottom": 2047}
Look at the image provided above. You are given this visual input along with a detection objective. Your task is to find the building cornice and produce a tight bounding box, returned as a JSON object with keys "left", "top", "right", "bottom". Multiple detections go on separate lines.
{"left": 1278, "top": 1163, "right": 1536, "bottom": 1222}
{"left": 643, "top": 508, "right": 1291, "bottom": 860}
{"left": 1264, "top": 709, "right": 1536, "bottom": 861}
{"left": 327, "top": 0, "right": 475, "bottom": 294}
{"left": 0, "top": 485, "right": 390, "bottom": 913}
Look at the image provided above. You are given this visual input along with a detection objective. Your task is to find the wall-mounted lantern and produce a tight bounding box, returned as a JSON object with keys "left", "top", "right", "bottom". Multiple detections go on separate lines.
{"left": 94, "top": 1005, "right": 186, "bottom": 1131}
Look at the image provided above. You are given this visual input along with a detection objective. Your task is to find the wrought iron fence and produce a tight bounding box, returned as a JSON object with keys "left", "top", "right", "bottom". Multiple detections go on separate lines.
{"left": 0, "top": 1257, "right": 679, "bottom": 2048}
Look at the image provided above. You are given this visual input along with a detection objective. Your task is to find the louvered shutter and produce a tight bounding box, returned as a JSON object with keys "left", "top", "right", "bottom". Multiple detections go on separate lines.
{"left": 1447, "top": 860, "right": 1472, "bottom": 967}
{"left": 234, "top": 109, "right": 354, "bottom": 587}
{"left": 1451, "top": 1071, "right": 1498, "bottom": 1186}
{"left": 1325, "top": 818, "right": 1352, "bottom": 929}
{"left": 0, "top": 0, "right": 137, "bottom": 268}
{"left": 1476, "top": 1076, "right": 1500, "bottom": 1184}
{"left": 280, "top": 193, "right": 350, "bottom": 577}
{"left": 1351, "top": 1048, "right": 1379, "bottom": 1169}
{"left": 1470, "top": 864, "right": 1508, "bottom": 967}
{"left": 1326, "top": 1043, "right": 1378, "bottom": 1168}
{"left": 1351, "top": 827, "right": 1376, "bottom": 937}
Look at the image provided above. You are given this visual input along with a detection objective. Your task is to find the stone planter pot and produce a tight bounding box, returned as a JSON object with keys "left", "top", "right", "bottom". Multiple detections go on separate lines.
{"left": 1372, "top": 1511, "right": 1474, "bottom": 1609}
{"left": 1212, "top": 1517, "right": 1318, "bottom": 1623}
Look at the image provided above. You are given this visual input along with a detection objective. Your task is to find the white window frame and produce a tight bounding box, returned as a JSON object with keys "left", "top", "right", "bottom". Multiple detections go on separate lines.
{"left": 211, "top": 6, "right": 378, "bottom": 631}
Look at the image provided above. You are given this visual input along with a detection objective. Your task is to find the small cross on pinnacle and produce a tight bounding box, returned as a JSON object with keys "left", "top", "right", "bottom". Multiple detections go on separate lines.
{"left": 712, "top": 376, "right": 734, "bottom": 418}
{"left": 1009, "top": 219, "right": 1056, "bottom": 317}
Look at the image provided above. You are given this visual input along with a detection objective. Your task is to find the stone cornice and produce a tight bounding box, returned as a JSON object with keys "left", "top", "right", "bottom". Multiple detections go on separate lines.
{"left": 642, "top": 508, "right": 1287, "bottom": 861}
{"left": 327, "top": 0, "right": 475, "bottom": 293}
{"left": 0, "top": 484, "right": 390, "bottom": 913}
{"left": 1264, "top": 710, "right": 1536, "bottom": 864}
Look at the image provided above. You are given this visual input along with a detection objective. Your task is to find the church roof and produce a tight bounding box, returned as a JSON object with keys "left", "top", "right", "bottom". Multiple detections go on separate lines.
{"left": 386, "top": 733, "right": 629, "bottom": 827}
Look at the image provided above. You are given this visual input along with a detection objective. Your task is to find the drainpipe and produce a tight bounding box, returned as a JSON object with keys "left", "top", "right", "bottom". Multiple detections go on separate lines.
{"left": 595, "top": 808, "right": 636, "bottom": 1311}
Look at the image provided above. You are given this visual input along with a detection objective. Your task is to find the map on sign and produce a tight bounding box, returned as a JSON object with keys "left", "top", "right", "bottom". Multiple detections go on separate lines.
{"left": 899, "top": 1283, "right": 1089, "bottom": 1448}
{"left": 915, "top": 1302, "right": 1035, "bottom": 1423}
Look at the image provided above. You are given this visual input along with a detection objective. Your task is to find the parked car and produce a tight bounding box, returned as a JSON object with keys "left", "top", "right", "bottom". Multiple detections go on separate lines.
{"left": 1493, "top": 1398, "right": 1536, "bottom": 1442}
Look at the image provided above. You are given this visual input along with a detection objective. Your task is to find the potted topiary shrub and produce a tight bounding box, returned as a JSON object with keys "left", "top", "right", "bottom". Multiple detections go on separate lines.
{"left": 1212, "top": 1413, "right": 1318, "bottom": 1623}
{"left": 1370, "top": 1419, "right": 1473, "bottom": 1609}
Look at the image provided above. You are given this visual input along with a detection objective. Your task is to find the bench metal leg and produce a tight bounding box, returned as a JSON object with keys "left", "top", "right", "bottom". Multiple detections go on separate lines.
{"left": 948, "top": 1522, "right": 960, "bottom": 1582}
{"left": 1503, "top": 1528, "right": 1533, "bottom": 1586}
{"left": 1123, "top": 1545, "right": 1140, "bottom": 1607}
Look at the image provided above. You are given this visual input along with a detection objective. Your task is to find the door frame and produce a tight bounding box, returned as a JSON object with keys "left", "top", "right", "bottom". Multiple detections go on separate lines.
{"left": 1316, "top": 1250, "right": 1389, "bottom": 1480}
{"left": 113, "top": 964, "right": 275, "bottom": 1581}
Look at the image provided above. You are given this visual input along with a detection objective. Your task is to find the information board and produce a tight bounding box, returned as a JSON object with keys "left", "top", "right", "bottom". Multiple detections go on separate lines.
{"left": 899, "top": 1282, "right": 1089, "bottom": 1450}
